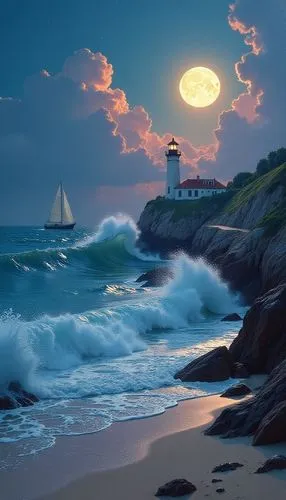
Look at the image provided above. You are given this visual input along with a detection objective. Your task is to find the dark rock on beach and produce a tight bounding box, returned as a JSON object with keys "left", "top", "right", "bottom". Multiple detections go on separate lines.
{"left": 205, "top": 358, "right": 286, "bottom": 441}
{"left": 0, "top": 382, "right": 38, "bottom": 411}
{"left": 216, "top": 488, "right": 225, "bottom": 494}
{"left": 255, "top": 455, "right": 286, "bottom": 474}
{"left": 212, "top": 463, "right": 243, "bottom": 473}
{"left": 211, "top": 479, "right": 223, "bottom": 483}
{"left": 253, "top": 401, "right": 286, "bottom": 446}
{"left": 220, "top": 383, "right": 251, "bottom": 398}
{"left": 155, "top": 479, "right": 197, "bottom": 497}
{"left": 229, "top": 284, "right": 286, "bottom": 374}
{"left": 174, "top": 349, "right": 249, "bottom": 383}
{"left": 221, "top": 313, "right": 242, "bottom": 322}
{"left": 174, "top": 346, "right": 233, "bottom": 382}
{"left": 136, "top": 267, "right": 173, "bottom": 287}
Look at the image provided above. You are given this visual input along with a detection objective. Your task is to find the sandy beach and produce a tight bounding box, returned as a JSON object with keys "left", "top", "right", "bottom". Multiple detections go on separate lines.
{"left": 1, "top": 391, "right": 286, "bottom": 500}
{"left": 30, "top": 391, "right": 285, "bottom": 500}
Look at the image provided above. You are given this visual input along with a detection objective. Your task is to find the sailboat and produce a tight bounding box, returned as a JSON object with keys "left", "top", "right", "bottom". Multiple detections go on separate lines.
{"left": 44, "top": 183, "right": 76, "bottom": 230}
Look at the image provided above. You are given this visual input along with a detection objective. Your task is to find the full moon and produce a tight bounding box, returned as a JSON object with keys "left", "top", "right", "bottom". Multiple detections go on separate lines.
{"left": 179, "top": 67, "right": 220, "bottom": 108}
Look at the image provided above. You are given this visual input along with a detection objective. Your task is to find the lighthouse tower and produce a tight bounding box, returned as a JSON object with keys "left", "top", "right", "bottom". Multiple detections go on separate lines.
{"left": 165, "top": 137, "right": 181, "bottom": 199}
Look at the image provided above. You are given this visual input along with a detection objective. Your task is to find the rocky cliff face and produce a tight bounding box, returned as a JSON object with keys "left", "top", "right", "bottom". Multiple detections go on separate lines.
{"left": 138, "top": 164, "right": 286, "bottom": 299}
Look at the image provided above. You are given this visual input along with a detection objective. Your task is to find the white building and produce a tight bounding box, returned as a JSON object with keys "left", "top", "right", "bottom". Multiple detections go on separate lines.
{"left": 165, "top": 138, "right": 226, "bottom": 200}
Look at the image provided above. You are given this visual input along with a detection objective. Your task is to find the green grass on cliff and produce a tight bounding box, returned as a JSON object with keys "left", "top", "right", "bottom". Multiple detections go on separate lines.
{"left": 145, "top": 191, "right": 233, "bottom": 221}
{"left": 257, "top": 203, "right": 286, "bottom": 237}
{"left": 225, "top": 163, "right": 286, "bottom": 214}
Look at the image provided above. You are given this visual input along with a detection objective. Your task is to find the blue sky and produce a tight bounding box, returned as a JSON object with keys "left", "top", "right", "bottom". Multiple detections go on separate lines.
{"left": 0, "top": 0, "right": 245, "bottom": 144}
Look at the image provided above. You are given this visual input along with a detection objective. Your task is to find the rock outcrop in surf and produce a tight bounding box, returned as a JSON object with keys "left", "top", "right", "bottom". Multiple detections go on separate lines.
{"left": 0, "top": 382, "right": 38, "bottom": 410}
{"left": 176, "top": 284, "right": 286, "bottom": 383}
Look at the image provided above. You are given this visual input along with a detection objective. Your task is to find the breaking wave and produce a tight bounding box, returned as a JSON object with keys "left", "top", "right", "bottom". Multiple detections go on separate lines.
{"left": 0, "top": 254, "right": 236, "bottom": 398}
{"left": 0, "top": 215, "right": 159, "bottom": 274}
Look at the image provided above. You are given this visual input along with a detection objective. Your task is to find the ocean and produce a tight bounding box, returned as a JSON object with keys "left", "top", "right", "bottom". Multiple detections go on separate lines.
{"left": 0, "top": 215, "right": 244, "bottom": 469}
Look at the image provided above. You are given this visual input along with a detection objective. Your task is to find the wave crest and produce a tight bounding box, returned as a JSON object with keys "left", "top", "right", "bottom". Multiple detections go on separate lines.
{"left": 0, "top": 215, "right": 159, "bottom": 274}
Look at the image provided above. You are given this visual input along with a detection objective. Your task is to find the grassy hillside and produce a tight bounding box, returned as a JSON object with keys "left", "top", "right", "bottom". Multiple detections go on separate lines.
{"left": 258, "top": 203, "right": 286, "bottom": 237}
{"left": 225, "top": 163, "right": 286, "bottom": 214}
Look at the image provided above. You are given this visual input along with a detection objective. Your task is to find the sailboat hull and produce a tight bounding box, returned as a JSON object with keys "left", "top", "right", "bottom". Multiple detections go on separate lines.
{"left": 44, "top": 222, "right": 76, "bottom": 230}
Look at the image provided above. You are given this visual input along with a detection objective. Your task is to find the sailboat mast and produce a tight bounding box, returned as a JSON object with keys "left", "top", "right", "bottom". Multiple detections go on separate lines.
{"left": 60, "top": 182, "right": 63, "bottom": 224}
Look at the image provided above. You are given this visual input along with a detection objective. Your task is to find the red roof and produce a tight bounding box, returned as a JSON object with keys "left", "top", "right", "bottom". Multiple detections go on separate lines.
{"left": 176, "top": 178, "right": 226, "bottom": 190}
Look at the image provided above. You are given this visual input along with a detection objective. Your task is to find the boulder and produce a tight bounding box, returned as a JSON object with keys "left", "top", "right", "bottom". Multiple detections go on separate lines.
{"left": 174, "top": 346, "right": 233, "bottom": 382}
{"left": 255, "top": 455, "right": 286, "bottom": 474}
{"left": 155, "top": 479, "right": 197, "bottom": 497}
{"left": 221, "top": 313, "right": 242, "bottom": 322}
{"left": 212, "top": 479, "right": 223, "bottom": 484}
{"left": 229, "top": 284, "right": 286, "bottom": 373}
{"left": 212, "top": 463, "right": 243, "bottom": 473}
{"left": 253, "top": 401, "right": 286, "bottom": 445}
{"left": 205, "top": 358, "right": 286, "bottom": 439}
{"left": 216, "top": 488, "right": 225, "bottom": 494}
{"left": 220, "top": 383, "right": 251, "bottom": 398}
{"left": 0, "top": 396, "right": 16, "bottom": 410}
{"left": 0, "top": 382, "right": 39, "bottom": 411}
{"left": 136, "top": 267, "right": 173, "bottom": 287}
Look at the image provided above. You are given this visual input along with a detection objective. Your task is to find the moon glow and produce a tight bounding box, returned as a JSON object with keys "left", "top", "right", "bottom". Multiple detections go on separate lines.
{"left": 179, "top": 67, "right": 220, "bottom": 108}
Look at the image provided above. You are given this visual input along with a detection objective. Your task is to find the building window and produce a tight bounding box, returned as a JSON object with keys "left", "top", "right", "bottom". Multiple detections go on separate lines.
{"left": 195, "top": 190, "right": 198, "bottom": 197}
{"left": 168, "top": 186, "right": 170, "bottom": 194}
{"left": 178, "top": 190, "right": 182, "bottom": 197}
{"left": 188, "top": 190, "right": 192, "bottom": 197}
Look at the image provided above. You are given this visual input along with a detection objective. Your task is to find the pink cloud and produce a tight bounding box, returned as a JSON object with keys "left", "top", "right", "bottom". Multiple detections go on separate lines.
{"left": 227, "top": 5, "right": 264, "bottom": 123}
{"left": 228, "top": 4, "right": 263, "bottom": 56}
{"left": 62, "top": 49, "right": 113, "bottom": 90}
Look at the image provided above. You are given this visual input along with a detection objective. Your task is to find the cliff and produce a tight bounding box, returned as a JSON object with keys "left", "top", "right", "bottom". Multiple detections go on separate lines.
{"left": 138, "top": 163, "right": 286, "bottom": 299}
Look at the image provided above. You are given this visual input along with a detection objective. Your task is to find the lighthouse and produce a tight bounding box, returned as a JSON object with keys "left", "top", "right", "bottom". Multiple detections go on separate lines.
{"left": 165, "top": 137, "right": 181, "bottom": 199}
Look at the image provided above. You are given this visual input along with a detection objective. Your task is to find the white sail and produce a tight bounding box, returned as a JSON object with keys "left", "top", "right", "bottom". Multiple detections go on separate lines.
{"left": 48, "top": 186, "right": 62, "bottom": 223}
{"left": 62, "top": 189, "right": 74, "bottom": 224}
{"left": 47, "top": 184, "right": 74, "bottom": 225}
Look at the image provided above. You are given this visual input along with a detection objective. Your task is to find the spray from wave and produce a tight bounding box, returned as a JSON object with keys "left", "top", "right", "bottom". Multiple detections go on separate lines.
{"left": 0, "top": 253, "right": 237, "bottom": 398}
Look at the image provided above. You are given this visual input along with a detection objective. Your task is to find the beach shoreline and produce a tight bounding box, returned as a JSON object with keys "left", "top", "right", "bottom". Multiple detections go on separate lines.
{"left": 40, "top": 394, "right": 286, "bottom": 500}
{"left": 1, "top": 384, "right": 286, "bottom": 500}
